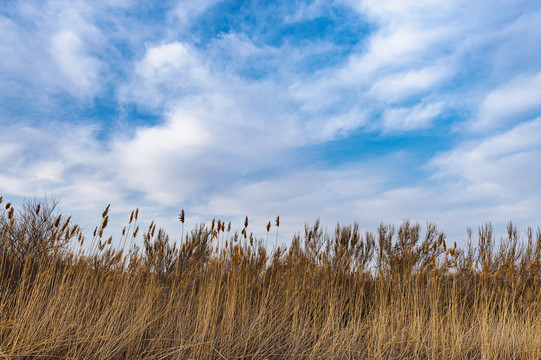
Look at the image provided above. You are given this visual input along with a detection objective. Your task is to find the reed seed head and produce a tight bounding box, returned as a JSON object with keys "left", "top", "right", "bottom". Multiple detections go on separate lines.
{"left": 102, "top": 204, "right": 110, "bottom": 218}
{"left": 179, "top": 209, "right": 185, "bottom": 224}
{"left": 102, "top": 216, "right": 109, "bottom": 229}
{"left": 61, "top": 216, "right": 71, "bottom": 232}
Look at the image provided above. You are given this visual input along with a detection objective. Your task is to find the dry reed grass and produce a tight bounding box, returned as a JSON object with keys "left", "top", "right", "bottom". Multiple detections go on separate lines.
{"left": 0, "top": 196, "right": 540, "bottom": 359}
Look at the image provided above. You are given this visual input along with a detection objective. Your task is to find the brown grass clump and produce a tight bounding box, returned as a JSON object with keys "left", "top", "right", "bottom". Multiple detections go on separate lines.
{"left": 1, "top": 196, "right": 541, "bottom": 359}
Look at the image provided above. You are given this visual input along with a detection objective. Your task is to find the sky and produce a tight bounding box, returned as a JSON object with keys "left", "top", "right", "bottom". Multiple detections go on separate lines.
{"left": 1, "top": 0, "right": 541, "bottom": 247}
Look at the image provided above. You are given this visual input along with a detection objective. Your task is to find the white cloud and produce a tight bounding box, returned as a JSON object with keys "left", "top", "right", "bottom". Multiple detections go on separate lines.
{"left": 285, "top": 0, "right": 327, "bottom": 23}
{"left": 172, "top": 0, "right": 223, "bottom": 26}
{"left": 431, "top": 117, "right": 541, "bottom": 215}
{"left": 291, "top": 0, "right": 541, "bottom": 135}
{"left": 49, "top": 30, "right": 102, "bottom": 98}
{"left": 121, "top": 40, "right": 323, "bottom": 150}
{"left": 31, "top": 160, "right": 67, "bottom": 183}
{"left": 317, "top": 109, "right": 367, "bottom": 140}
{"left": 215, "top": 33, "right": 264, "bottom": 58}
{"left": 342, "top": 0, "right": 462, "bottom": 71}
{"left": 121, "top": 42, "right": 212, "bottom": 108}
{"left": 474, "top": 71, "right": 541, "bottom": 132}
{"left": 0, "top": 121, "right": 112, "bottom": 198}
{"left": 347, "top": 26, "right": 448, "bottom": 77}
{"left": 0, "top": 143, "right": 22, "bottom": 162}
{"left": 112, "top": 108, "right": 212, "bottom": 205}
{"left": 287, "top": 0, "right": 464, "bottom": 133}
{"left": 383, "top": 101, "right": 445, "bottom": 131}
{"left": 0, "top": 1, "right": 107, "bottom": 102}
{"left": 348, "top": 0, "right": 454, "bottom": 20}
{"left": 369, "top": 65, "right": 451, "bottom": 103}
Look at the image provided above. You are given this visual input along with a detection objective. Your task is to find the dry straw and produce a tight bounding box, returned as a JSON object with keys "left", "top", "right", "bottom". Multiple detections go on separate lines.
{"left": 0, "top": 198, "right": 540, "bottom": 359}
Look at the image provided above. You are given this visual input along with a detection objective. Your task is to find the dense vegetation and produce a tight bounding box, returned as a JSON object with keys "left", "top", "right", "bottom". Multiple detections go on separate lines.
{"left": 1, "top": 196, "right": 540, "bottom": 359}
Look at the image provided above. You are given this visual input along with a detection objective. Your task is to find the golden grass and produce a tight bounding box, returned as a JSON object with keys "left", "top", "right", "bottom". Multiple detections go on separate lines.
{"left": 0, "top": 198, "right": 540, "bottom": 359}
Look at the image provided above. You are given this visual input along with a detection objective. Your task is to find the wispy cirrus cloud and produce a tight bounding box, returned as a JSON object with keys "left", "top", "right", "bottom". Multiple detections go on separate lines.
{"left": 433, "top": 117, "right": 541, "bottom": 198}
{"left": 473, "top": 71, "right": 541, "bottom": 132}
{"left": 0, "top": 1, "right": 108, "bottom": 106}
{"left": 290, "top": 0, "right": 541, "bottom": 134}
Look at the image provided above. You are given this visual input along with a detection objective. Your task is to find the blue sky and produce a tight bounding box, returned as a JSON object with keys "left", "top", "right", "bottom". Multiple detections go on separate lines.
{"left": 1, "top": 0, "right": 541, "bottom": 245}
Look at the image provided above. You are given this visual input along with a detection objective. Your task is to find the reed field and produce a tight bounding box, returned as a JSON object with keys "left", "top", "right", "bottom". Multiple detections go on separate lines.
{"left": 1, "top": 196, "right": 540, "bottom": 359}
